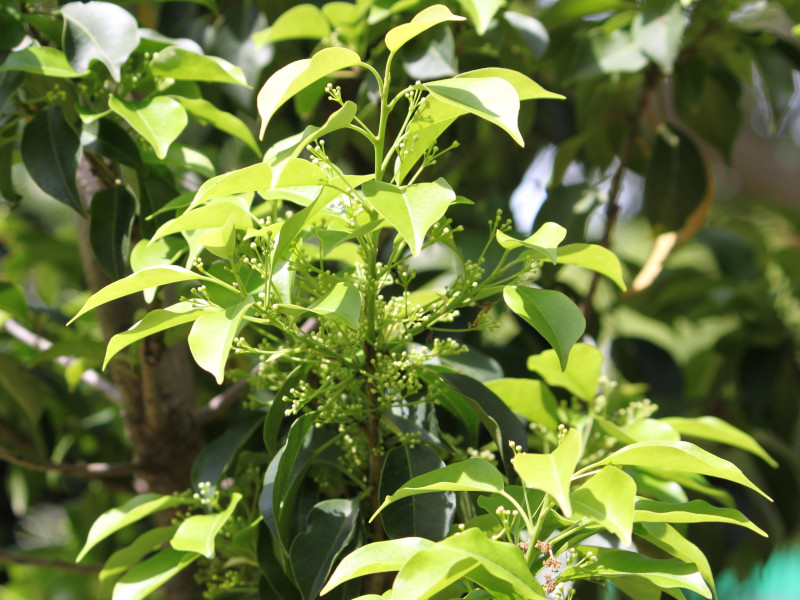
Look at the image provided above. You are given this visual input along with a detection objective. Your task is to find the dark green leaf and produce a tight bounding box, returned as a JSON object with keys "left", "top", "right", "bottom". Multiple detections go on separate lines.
{"left": 539, "top": 0, "right": 624, "bottom": 27}
{"left": 264, "top": 366, "right": 307, "bottom": 456}
{"left": 85, "top": 118, "right": 142, "bottom": 167}
{"left": 0, "top": 282, "right": 27, "bottom": 320}
{"left": 0, "top": 137, "right": 19, "bottom": 204}
{"left": 192, "top": 417, "right": 261, "bottom": 495}
{"left": 90, "top": 185, "right": 135, "bottom": 279}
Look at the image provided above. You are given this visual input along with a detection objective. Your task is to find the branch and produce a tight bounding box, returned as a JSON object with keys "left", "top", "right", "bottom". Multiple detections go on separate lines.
{"left": 0, "top": 446, "right": 138, "bottom": 479}
{"left": 198, "top": 379, "right": 249, "bottom": 425}
{"left": 0, "top": 549, "right": 101, "bottom": 574}
{"left": 2, "top": 319, "right": 122, "bottom": 405}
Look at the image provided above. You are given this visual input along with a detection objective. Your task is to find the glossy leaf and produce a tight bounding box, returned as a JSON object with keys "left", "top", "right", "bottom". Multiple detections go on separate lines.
{"left": 85, "top": 118, "right": 142, "bottom": 167}
{"left": 21, "top": 107, "right": 83, "bottom": 214}
{"left": 104, "top": 302, "right": 209, "bottom": 368}
{"left": 89, "top": 185, "right": 135, "bottom": 279}
{"left": 192, "top": 418, "right": 261, "bottom": 495}
{"left": 503, "top": 12, "right": 549, "bottom": 58}
{"left": 362, "top": 178, "right": 456, "bottom": 255}
{"left": 423, "top": 77, "right": 523, "bottom": 146}
{"left": 495, "top": 222, "right": 566, "bottom": 262}
{"left": 385, "top": 4, "right": 465, "bottom": 52}
{"left": 189, "top": 163, "right": 272, "bottom": 210}
{"left": 512, "top": 428, "right": 580, "bottom": 516}
{"left": 459, "top": 68, "right": 562, "bottom": 99}
{"left": 455, "top": 0, "right": 503, "bottom": 35}
{"left": 290, "top": 499, "right": 360, "bottom": 600}
{"left": 662, "top": 416, "right": 778, "bottom": 467}
{"left": 252, "top": 4, "right": 331, "bottom": 45}
{"left": 571, "top": 466, "right": 636, "bottom": 545}
{"left": 322, "top": 537, "right": 434, "bottom": 595}
{"left": 99, "top": 526, "right": 177, "bottom": 596}
{"left": 176, "top": 97, "right": 259, "bottom": 155}
{"left": 633, "top": 498, "right": 767, "bottom": 537}
{"left": 0, "top": 46, "right": 87, "bottom": 78}
{"left": 108, "top": 96, "right": 188, "bottom": 160}
{"left": 151, "top": 47, "right": 248, "bottom": 86}
{"left": 188, "top": 296, "right": 254, "bottom": 384}
{"left": 526, "top": 343, "right": 603, "bottom": 401}
{"left": 112, "top": 549, "right": 199, "bottom": 600}
{"left": 171, "top": 493, "right": 242, "bottom": 558}
{"left": 257, "top": 47, "right": 361, "bottom": 139}
{"left": 485, "top": 378, "right": 559, "bottom": 431}
{"left": 78, "top": 494, "right": 192, "bottom": 561}
{"left": 198, "top": 214, "right": 237, "bottom": 259}
{"left": 595, "top": 442, "right": 771, "bottom": 500}
{"left": 372, "top": 458, "right": 503, "bottom": 521}
{"left": 503, "top": 286, "right": 585, "bottom": 370}
{"left": 556, "top": 243, "right": 627, "bottom": 290}
{"left": 59, "top": 1, "right": 139, "bottom": 81}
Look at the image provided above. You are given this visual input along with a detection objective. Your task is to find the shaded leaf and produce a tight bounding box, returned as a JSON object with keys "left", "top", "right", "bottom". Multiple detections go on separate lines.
{"left": 631, "top": 2, "right": 685, "bottom": 75}
{"left": 90, "top": 185, "right": 135, "bottom": 279}
{"left": 192, "top": 417, "right": 260, "bottom": 496}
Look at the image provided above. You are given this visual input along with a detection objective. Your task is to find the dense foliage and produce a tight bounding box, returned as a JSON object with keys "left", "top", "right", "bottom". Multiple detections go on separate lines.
{"left": 1, "top": 1, "right": 798, "bottom": 600}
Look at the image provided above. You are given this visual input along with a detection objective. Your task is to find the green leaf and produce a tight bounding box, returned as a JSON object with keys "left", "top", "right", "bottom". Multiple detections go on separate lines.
{"left": 595, "top": 442, "right": 772, "bottom": 500}
{"left": 395, "top": 96, "right": 461, "bottom": 182}
{"left": 362, "top": 178, "right": 455, "bottom": 256}
{"left": 192, "top": 418, "right": 260, "bottom": 496}
{"left": 539, "top": 0, "right": 624, "bottom": 27}
{"left": 495, "top": 222, "right": 567, "bottom": 262}
{"left": 372, "top": 458, "right": 504, "bottom": 521}
{"left": 21, "top": 107, "right": 83, "bottom": 214}
{"left": 307, "top": 282, "right": 362, "bottom": 329}
{"left": 403, "top": 26, "right": 457, "bottom": 81}
{"left": 631, "top": 2, "right": 685, "bottom": 75}
{"left": 0, "top": 46, "right": 88, "bottom": 78}
{"left": 69, "top": 266, "right": 211, "bottom": 324}
{"left": 423, "top": 77, "right": 523, "bottom": 146}
{"left": 556, "top": 243, "right": 627, "bottom": 290}
{"left": 643, "top": 124, "right": 708, "bottom": 232}
{"left": 0, "top": 355, "right": 46, "bottom": 426}
{"left": 252, "top": 4, "right": 331, "bottom": 45}
{"left": 385, "top": 5, "right": 465, "bottom": 53}
{"left": 271, "top": 191, "right": 334, "bottom": 267}
{"left": 573, "top": 29, "right": 648, "bottom": 80}
{"left": 78, "top": 493, "right": 192, "bottom": 562}
{"left": 59, "top": 1, "right": 139, "bottom": 81}
{"left": 151, "top": 46, "right": 248, "bottom": 87}
{"left": 108, "top": 96, "right": 188, "bottom": 160}
{"left": 171, "top": 493, "right": 242, "bottom": 558}
{"left": 290, "top": 101, "right": 358, "bottom": 160}
{"left": 90, "top": 185, "right": 135, "bottom": 280}
{"left": 104, "top": 302, "right": 209, "bottom": 368}
{"left": 560, "top": 549, "right": 710, "bottom": 599}
{"left": 99, "top": 526, "right": 178, "bottom": 597}
{"left": 662, "top": 416, "right": 778, "bottom": 468}
{"left": 176, "top": 97, "right": 259, "bottom": 156}
{"left": 188, "top": 295, "right": 254, "bottom": 384}
{"left": 130, "top": 237, "right": 185, "bottom": 272}
{"left": 457, "top": 68, "right": 565, "bottom": 101}
{"left": 153, "top": 199, "right": 253, "bottom": 242}
{"left": 198, "top": 214, "right": 237, "bottom": 259}
{"left": 526, "top": 343, "right": 603, "bottom": 401}
{"left": 322, "top": 538, "right": 434, "bottom": 595}
{"left": 393, "top": 546, "right": 478, "bottom": 600}
{"left": 512, "top": 428, "right": 581, "bottom": 517}
{"left": 633, "top": 498, "right": 767, "bottom": 537}
{"left": 290, "top": 499, "right": 360, "bottom": 600}
{"left": 0, "top": 282, "right": 27, "bottom": 321}
{"left": 85, "top": 118, "right": 142, "bottom": 167}
{"left": 263, "top": 365, "right": 306, "bottom": 456}
{"left": 257, "top": 47, "right": 361, "bottom": 139}
{"left": 144, "top": 143, "right": 215, "bottom": 179}
{"left": 189, "top": 163, "right": 272, "bottom": 210}
{"left": 503, "top": 286, "right": 585, "bottom": 370}
{"left": 455, "top": 0, "right": 503, "bottom": 35}
{"left": 571, "top": 466, "right": 636, "bottom": 545}
{"left": 112, "top": 549, "right": 199, "bottom": 600}
{"left": 485, "top": 378, "right": 559, "bottom": 431}
{"left": 379, "top": 445, "right": 455, "bottom": 540}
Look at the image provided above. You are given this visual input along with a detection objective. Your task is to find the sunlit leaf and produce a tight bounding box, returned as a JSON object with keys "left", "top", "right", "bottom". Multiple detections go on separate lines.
{"left": 188, "top": 296, "right": 254, "bottom": 384}
{"left": 526, "top": 343, "right": 603, "bottom": 401}
{"left": 385, "top": 4, "right": 465, "bottom": 52}
{"left": 108, "top": 96, "right": 188, "bottom": 159}
{"left": 171, "top": 493, "right": 242, "bottom": 558}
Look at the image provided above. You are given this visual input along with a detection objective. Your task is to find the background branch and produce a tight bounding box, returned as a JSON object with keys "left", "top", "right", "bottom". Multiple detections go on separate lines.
{"left": 0, "top": 549, "right": 101, "bottom": 574}
{"left": 0, "top": 446, "right": 138, "bottom": 479}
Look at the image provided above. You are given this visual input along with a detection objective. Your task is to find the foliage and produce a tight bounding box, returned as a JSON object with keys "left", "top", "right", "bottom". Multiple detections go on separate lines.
{"left": 1, "top": 1, "right": 798, "bottom": 600}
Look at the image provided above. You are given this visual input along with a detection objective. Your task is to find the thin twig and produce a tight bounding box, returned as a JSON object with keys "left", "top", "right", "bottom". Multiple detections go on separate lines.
{"left": 0, "top": 446, "right": 137, "bottom": 479}
{"left": 0, "top": 549, "right": 101, "bottom": 574}
{"left": 2, "top": 319, "right": 122, "bottom": 405}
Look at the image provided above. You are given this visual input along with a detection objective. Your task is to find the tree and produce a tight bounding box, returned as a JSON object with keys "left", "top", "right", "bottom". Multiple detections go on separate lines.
{"left": 1, "top": 1, "right": 796, "bottom": 599}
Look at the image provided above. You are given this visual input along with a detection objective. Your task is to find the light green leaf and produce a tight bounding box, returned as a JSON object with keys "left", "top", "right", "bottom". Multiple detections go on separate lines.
{"left": 662, "top": 416, "right": 778, "bottom": 468}
{"left": 631, "top": 2, "right": 685, "bottom": 75}
{"left": 385, "top": 4, "right": 465, "bottom": 53}
{"left": 257, "top": 47, "right": 361, "bottom": 139}
{"left": 526, "top": 343, "right": 603, "bottom": 401}
{"left": 455, "top": 0, "right": 503, "bottom": 35}
{"left": 290, "top": 101, "right": 358, "bottom": 160}
{"left": 171, "top": 493, "right": 242, "bottom": 558}
{"left": 322, "top": 538, "right": 434, "bottom": 595}
{"left": 271, "top": 191, "right": 333, "bottom": 267}
{"left": 188, "top": 296, "right": 254, "bottom": 384}
{"left": 574, "top": 29, "right": 648, "bottom": 79}
{"left": 198, "top": 214, "right": 237, "bottom": 259}
{"left": 556, "top": 243, "right": 627, "bottom": 290}
{"left": 633, "top": 498, "right": 767, "bottom": 537}
{"left": 112, "top": 549, "right": 199, "bottom": 600}
{"left": 252, "top": 4, "right": 331, "bottom": 45}
{"left": 145, "top": 143, "right": 215, "bottom": 179}
{"left": 456, "top": 68, "right": 564, "bottom": 100}
{"left": 372, "top": 459, "right": 504, "bottom": 521}
{"left": 189, "top": 163, "right": 272, "bottom": 210}
{"left": 151, "top": 47, "right": 249, "bottom": 87}
{"left": 59, "top": 1, "right": 139, "bottom": 81}
{"left": 485, "top": 378, "right": 559, "bottom": 431}
{"left": 129, "top": 237, "right": 185, "bottom": 273}
{"left": 395, "top": 95, "right": 462, "bottom": 182}
{"left": 571, "top": 466, "right": 636, "bottom": 545}
{"left": 78, "top": 493, "right": 191, "bottom": 562}
{"left": 69, "top": 266, "right": 211, "bottom": 324}
{"left": 105, "top": 302, "right": 209, "bottom": 368}
{"left": 423, "top": 77, "right": 523, "bottom": 146}
{"left": 495, "top": 222, "right": 567, "bottom": 262}
{"left": 595, "top": 442, "right": 772, "bottom": 500}
{"left": 503, "top": 286, "right": 585, "bottom": 370}
{"left": 393, "top": 546, "right": 477, "bottom": 600}
{"left": 307, "top": 282, "right": 362, "bottom": 329}
{"left": 108, "top": 96, "right": 188, "bottom": 159}
{"left": 362, "top": 178, "right": 456, "bottom": 255}
{"left": 512, "top": 428, "right": 581, "bottom": 517}
{"left": 176, "top": 97, "right": 259, "bottom": 155}
{"left": 99, "top": 526, "right": 178, "bottom": 595}
{"left": 539, "top": 0, "right": 624, "bottom": 27}
{"left": 0, "top": 46, "right": 88, "bottom": 78}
